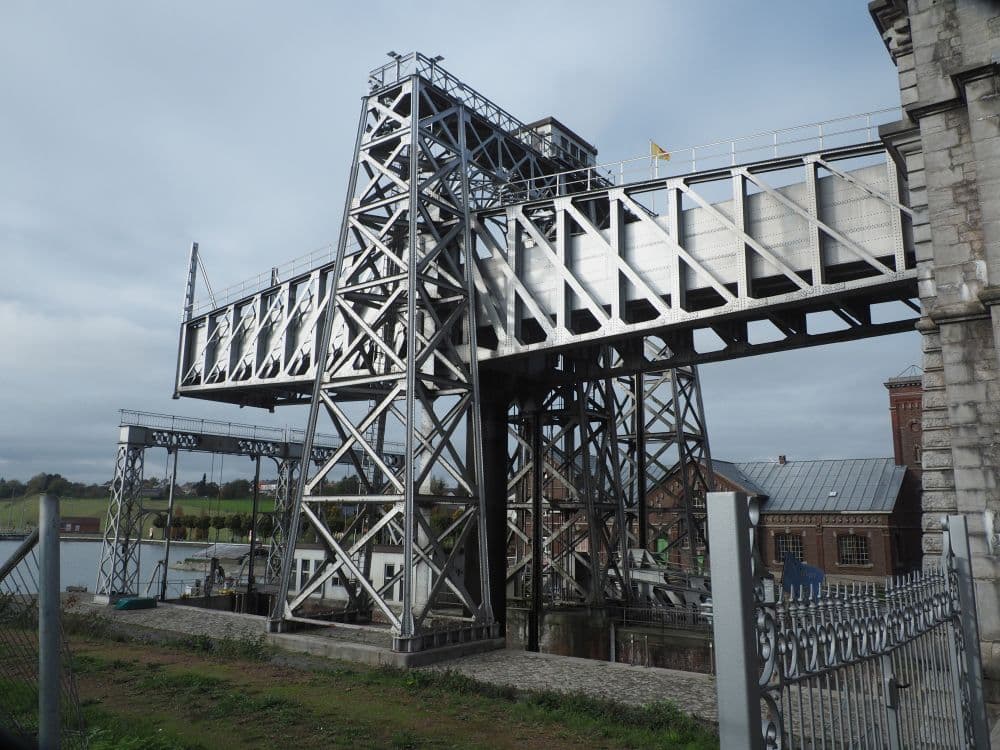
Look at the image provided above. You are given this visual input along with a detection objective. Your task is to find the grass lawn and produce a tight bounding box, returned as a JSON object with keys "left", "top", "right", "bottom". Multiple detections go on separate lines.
{"left": 0, "top": 496, "right": 274, "bottom": 535}
{"left": 30, "top": 626, "right": 717, "bottom": 750}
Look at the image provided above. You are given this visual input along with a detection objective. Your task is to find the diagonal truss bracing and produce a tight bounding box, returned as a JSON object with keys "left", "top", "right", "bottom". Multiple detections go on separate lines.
{"left": 167, "top": 56, "right": 920, "bottom": 647}
{"left": 470, "top": 144, "right": 916, "bottom": 380}
{"left": 506, "top": 368, "right": 631, "bottom": 609}
{"left": 176, "top": 143, "right": 917, "bottom": 407}
{"left": 615, "top": 353, "right": 714, "bottom": 573}
{"left": 95, "top": 444, "right": 145, "bottom": 600}
{"left": 269, "top": 71, "right": 572, "bottom": 649}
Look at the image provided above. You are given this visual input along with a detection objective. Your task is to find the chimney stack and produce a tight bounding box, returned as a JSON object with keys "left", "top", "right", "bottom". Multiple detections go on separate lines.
{"left": 778, "top": 455, "right": 787, "bottom": 465}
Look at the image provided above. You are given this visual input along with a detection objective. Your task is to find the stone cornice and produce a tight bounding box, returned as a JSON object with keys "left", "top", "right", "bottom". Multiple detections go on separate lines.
{"left": 904, "top": 63, "right": 1000, "bottom": 124}
{"left": 977, "top": 286, "right": 1000, "bottom": 308}
{"left": 868, "top": 0, "right": 911, "bottom": 64}
{"left": 928, "top": 301, "right": 990, "bottom": 326}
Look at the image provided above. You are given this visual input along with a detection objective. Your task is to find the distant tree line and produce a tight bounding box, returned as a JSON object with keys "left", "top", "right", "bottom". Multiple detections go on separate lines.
{"left": 0, "top": 473, "right": 107, "bottom": 499}
{"left": 151, "top": 510, "right": 275, "bottom": 542}
{"left": 192, "top": 475, "right": 255, "bottom": 499}
{"left": 1, "top": 472, "right": 381, "bottom": 503}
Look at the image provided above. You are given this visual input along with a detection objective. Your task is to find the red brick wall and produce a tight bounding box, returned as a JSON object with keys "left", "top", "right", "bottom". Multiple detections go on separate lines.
{"left": 885, "top": 377, "right": 923, "bottom": 476}
{"left": 760, "top": 513, "right": 901, "bottom": 579}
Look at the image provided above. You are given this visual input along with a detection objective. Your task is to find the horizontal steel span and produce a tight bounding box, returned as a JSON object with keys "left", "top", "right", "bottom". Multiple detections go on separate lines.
{"left": 116, "top": 409, "right": 404, "bottom": 464}
{"left": 176, "top": 143, "right": 916, "bottom": 408}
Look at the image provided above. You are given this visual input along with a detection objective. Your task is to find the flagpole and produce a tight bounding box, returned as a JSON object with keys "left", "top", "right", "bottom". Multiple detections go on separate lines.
{"left": 649, "top": 139, "right": 656, "bottom": 213}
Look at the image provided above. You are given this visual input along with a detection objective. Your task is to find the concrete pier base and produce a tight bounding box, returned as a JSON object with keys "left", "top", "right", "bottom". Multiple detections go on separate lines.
{"left": 66, "top": 597, "right": 503, "bottom": 668}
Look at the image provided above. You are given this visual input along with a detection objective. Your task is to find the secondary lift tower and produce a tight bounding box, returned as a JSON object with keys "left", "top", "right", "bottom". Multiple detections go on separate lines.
{"left": 163, "top": 52, "right": 916, "bottom": 654}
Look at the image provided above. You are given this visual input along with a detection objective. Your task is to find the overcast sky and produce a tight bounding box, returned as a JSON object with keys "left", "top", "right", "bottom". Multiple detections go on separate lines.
{"left": 0, "top": 1, "right": 915, "bottom": 484}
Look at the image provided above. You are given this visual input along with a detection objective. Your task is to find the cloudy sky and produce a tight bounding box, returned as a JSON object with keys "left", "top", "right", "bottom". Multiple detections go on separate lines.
{"left": 0, "top": 1, "right": 915, "bottom": 484}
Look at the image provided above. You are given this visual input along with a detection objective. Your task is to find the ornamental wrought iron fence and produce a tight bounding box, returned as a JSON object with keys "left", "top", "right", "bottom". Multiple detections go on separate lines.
{"left": 707, "top": 491, "right": 990, "bottom": 749}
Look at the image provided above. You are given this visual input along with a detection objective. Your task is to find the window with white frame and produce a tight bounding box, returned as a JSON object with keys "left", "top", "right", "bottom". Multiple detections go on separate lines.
{"left": 384, "top": 564, "right": 398, "bottom": 602}
{"left": 774, "top": 533, "right": 804, "bottom": 563}
{"left": 837, "top": 534, "right": 870, "bottom": 566}
{"left": 299, "top": 558, "right": 312, "bottom": 589}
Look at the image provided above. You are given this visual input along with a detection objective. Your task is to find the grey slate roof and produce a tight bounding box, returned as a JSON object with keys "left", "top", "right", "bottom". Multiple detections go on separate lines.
{"left": 715, "top": 458, "right": 906, "bottom": 514}
{"left": 711, "top": 460, "right": 769, "bottom": 497}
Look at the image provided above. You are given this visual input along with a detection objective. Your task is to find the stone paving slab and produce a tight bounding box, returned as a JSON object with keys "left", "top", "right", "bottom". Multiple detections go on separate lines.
{"left": 65, "top": 598, "right": 718, "bottom": 722}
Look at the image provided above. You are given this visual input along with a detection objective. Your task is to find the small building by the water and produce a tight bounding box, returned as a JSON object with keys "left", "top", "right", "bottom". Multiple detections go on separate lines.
{"left": 59, "top": 516, "right": 100, "bottom": 534}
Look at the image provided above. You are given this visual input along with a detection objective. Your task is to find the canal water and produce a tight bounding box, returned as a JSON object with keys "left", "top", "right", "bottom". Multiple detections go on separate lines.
{"left": 0, "top": 538, "right": 212, "bottom": 595}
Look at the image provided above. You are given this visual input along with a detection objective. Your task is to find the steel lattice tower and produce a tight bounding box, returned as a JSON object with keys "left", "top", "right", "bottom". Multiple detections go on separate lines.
{"left": 269, "top": 55, "right": 585, "bottom": 648}
{"left": 95, "top": 443, "right": 145, "bottom": 600}
{"left": 264, "top": 457, "right": 299, "bottom": 586}
{"left": 615, "top": 354, "right": 714, "bottom": 571}
{"left": 506, "top": 366, "right": 632, "bottom": 610}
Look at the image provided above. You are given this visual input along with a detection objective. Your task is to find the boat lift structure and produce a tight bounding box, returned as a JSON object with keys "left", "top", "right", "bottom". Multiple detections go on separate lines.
{"left": 105, "top": 52, "right": 916, "bottom": 653}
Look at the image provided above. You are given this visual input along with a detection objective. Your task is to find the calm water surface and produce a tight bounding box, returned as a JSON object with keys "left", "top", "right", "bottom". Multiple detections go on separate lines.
{"left": 0, "top": 538, "right": 211, "bottom": 594}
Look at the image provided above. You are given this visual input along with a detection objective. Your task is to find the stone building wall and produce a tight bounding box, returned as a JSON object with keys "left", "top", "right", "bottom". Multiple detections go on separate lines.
{"left": 872, "top": 0, "right": 1000, "bottom": 708}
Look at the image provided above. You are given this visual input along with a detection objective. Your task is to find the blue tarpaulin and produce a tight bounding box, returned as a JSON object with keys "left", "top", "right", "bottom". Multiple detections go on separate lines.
{"left": 782, "top": 554, "right": 825, "bottom": 595}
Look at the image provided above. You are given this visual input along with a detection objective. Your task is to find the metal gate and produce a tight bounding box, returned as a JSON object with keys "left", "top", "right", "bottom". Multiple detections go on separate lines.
{"left": 707, "top": 492, "right": 990, "bottom": 749}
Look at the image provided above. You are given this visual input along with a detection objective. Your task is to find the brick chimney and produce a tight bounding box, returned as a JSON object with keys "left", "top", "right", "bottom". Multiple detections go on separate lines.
{"left": 884, "top": 367, "right": 923, "bottom": 476}
{"left": 778, "top": 455, "right": 786, "bottom": 465}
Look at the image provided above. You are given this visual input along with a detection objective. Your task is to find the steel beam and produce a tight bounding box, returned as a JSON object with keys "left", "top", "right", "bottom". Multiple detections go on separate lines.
{"left": 175, "top": 143, "right": 917, "bottom": 407}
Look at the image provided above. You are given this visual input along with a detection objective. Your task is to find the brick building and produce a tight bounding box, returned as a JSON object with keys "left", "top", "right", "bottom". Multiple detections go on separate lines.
{"left": 713, "top": 458, "right": 922, "bottom": 580}
{"left": 59, "top": 516, "right": 100, "bottom": 534}
{"left": 885, "top": 367, "right": 923, "bottom": 475}
{"left": 648, "top": 366, "right": 926, "bottom": 580}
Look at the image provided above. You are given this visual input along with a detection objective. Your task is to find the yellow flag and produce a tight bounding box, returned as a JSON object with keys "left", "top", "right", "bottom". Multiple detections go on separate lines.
{"left": 650, "top": 141, "right": 671, "bottom": 161}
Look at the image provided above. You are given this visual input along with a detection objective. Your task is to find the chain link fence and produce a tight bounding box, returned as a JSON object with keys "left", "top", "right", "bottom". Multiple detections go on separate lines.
{"left": 0, "top": 516, "right": 87, "bottom": 749}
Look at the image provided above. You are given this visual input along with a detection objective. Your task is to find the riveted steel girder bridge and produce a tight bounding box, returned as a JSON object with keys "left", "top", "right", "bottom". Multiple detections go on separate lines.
{"left": 171, "top": 52, "right": 917, "bottom": 652}
{"left": 94, "top": 409, "right": 403, "bottom": 603}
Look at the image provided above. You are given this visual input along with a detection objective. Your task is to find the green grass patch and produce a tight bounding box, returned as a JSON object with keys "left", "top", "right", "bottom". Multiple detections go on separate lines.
{"left": 0, "top": 496, "right": 276, "bottom": 534}
{"left": 66, "top": 632, "right": 718, "bottom": 749}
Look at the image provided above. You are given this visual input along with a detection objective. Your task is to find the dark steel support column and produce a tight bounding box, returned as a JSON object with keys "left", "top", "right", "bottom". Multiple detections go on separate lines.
{"left": 246, "top": 454, "right": 262, "bottom": 604}
{"left": 477, "top": 383, "right": 509, "bottom": 634}
{"left": 38, "top": 493, "right": 60, "bottom": 750}
{"left": 159, "top": 447, "right": 180, "bottom": 602}
{"left": 634, "top": 373, "right": 648, "bottom": 549}
{"left": 528, "top": 409, "right": 543, "bottom": 653}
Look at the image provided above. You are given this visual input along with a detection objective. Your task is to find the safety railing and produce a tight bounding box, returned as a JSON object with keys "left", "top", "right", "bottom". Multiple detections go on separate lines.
{"left": 617, "top": 605, "right": 712, "bottom": 632}
{"left": 367, "top": 52, "right": 584, "bottom": 169}
{"left": 500, "top": 106, "right": 903, "bottom": 203}
{"left": 189, "top": 241, "right": 339, "bottom": 317}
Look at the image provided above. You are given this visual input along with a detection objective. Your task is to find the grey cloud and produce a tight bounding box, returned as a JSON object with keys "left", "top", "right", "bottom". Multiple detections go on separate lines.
{"left": 0, "top": 1, "right": 916, "bottom": 482}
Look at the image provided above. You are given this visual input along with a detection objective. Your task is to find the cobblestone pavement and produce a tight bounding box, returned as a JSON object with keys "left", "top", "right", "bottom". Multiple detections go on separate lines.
{"left": 421, "top": 649, "right": 718, "bottom": 723}
{"left": 65, "top": 597, "right": 266, "bottom": 641}
{"left": 65, "top": 599, "right": 717, "bottom": 721}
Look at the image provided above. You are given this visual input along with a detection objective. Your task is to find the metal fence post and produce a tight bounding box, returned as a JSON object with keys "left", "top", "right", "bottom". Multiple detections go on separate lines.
{"left": 880, "top": 652, "right": 902, "bottom": 749}
{"left": 946, "top": 514, "right": 990, "bottom": 748}
{"left": 707, "top": 491, "right": 763, "bottom": 750}
{"left": 38, "top": 493, "right": 61, "bottom": 750}
{"left": 942, "top": 522, "right": 971, "bottom": 748}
